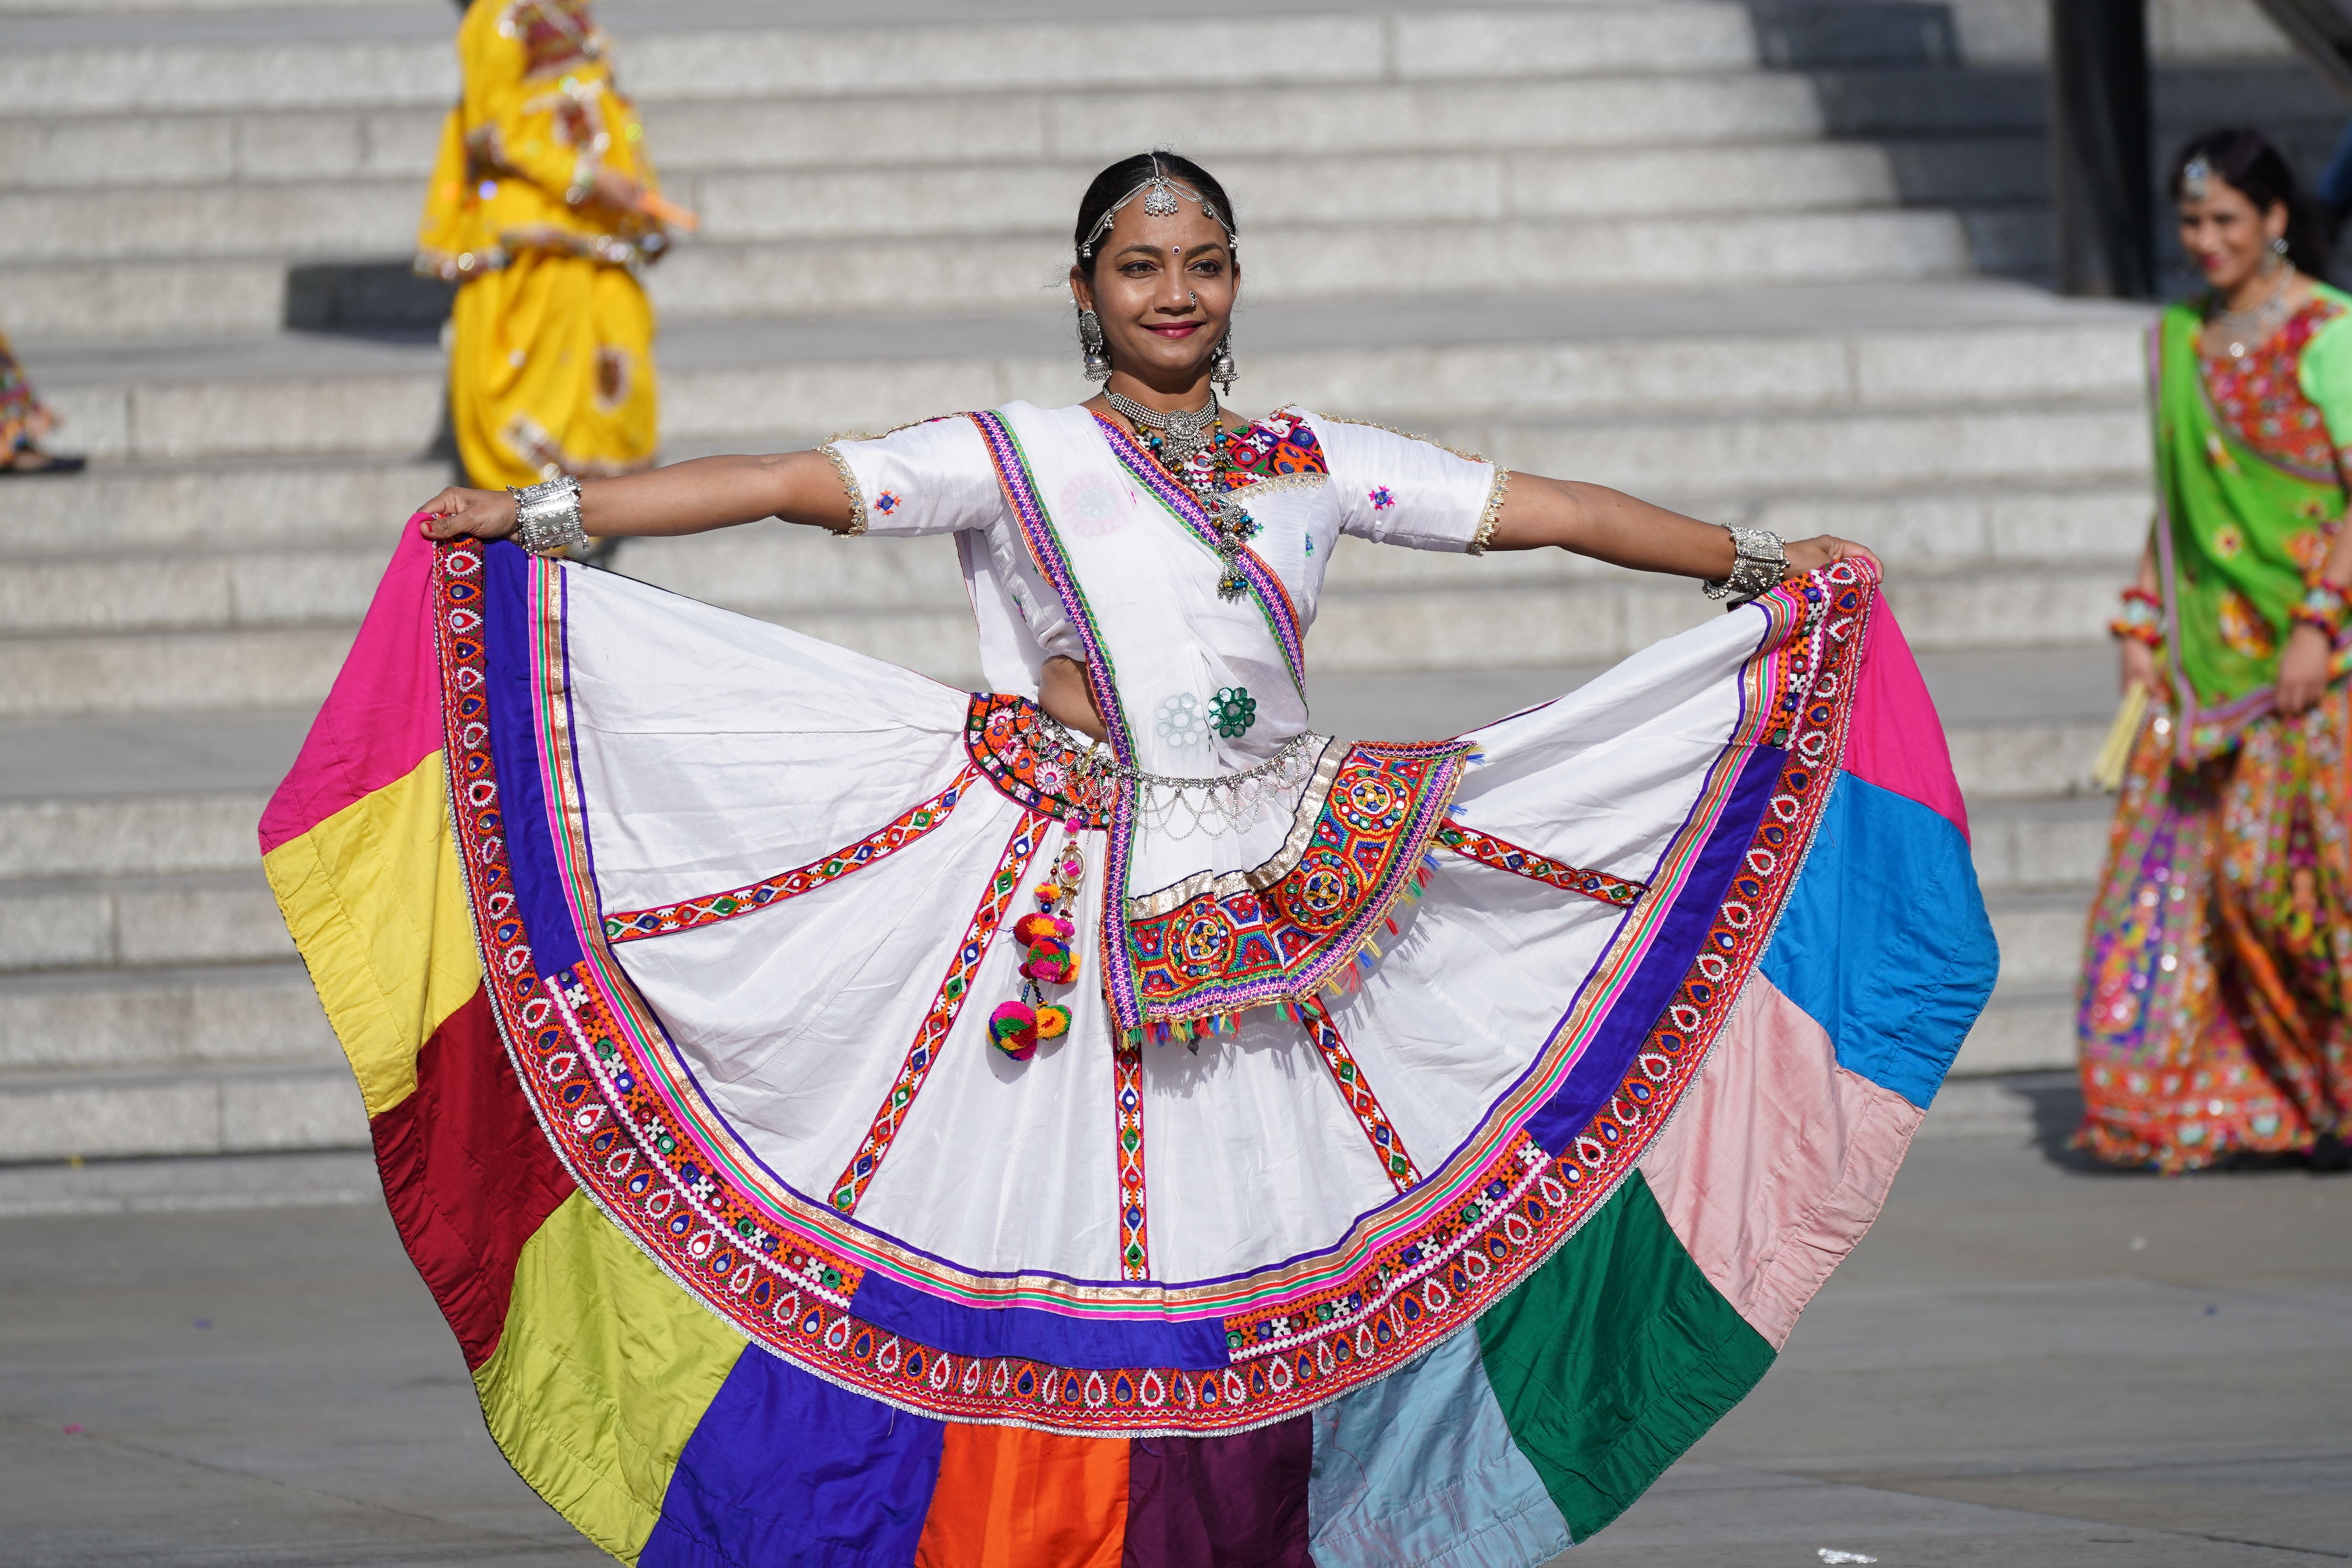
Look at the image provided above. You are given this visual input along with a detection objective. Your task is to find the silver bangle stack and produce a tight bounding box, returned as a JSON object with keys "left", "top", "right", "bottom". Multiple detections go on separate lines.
{"left": 1703, "top": 525, "right": 1787, "bottom": 606}
{"left": 510, "top": 474, "right": 587, "bottom": 557}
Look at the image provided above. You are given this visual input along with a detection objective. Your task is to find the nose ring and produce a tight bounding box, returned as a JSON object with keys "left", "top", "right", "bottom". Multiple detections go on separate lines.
{"left": 1188, "top": 290, "right": 1198, "bottom": 308}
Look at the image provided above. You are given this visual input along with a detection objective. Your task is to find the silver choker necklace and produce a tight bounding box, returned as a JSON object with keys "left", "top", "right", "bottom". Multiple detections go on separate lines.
{"left": 1102, "top": 389, "right": 1260, "bottom": 600}
{"left": 1105, "top": 389, "right": 1220, "bottom": 468}
{"left": 2208, "top": 269, "right": 2295, "bottom": 360}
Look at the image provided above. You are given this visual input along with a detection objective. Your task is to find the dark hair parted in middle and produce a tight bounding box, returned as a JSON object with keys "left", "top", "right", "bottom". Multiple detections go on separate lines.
{"left": 2170, "top": 126, "right": 2331, "bottom": 279}
{"left": 1073, "top": 152, "right": 1238, "bottom": 274}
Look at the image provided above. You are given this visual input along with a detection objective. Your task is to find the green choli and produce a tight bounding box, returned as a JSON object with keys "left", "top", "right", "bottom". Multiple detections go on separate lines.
{"left": 2153, "top": 284, "right": 2352, "bottom": 756}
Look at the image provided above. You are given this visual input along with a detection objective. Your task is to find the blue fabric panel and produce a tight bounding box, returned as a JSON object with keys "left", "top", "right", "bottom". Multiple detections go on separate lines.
{"left": 1525, "top": 745, "right": 1782, "bottom": 1153}
{"left": 851, "top": 1268, "right": 1231, "bottom": 1372}
{"left": 641, "top": 1344, "right": 945, "bottom": 1568}
{"left": 483, "top": 541, "right": 585, "bottom": 975}
{"left": 1307, "top": 1330, "right": 1571, "bottom": 1568}
{"left": 1758, "top": 773, "right": 1999, "bottom": 1108}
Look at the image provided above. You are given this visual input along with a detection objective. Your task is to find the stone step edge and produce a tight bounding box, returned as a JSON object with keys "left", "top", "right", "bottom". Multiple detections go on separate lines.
{"left": 0, "top": 1146, "right": 381, "bottom": 1215}
{"left": 0, "top": 130, "right": 1946, "bottom": 190}
{"left": 0, "top": 62, "right": 1820, "bottom": 125}
{"left": 0, "top": 957, "right": 309, "bottom": 998}
{"left": 0, "top": 1060, "right": 367, "bottom": 1164}
{"left": 0, "top": 124, "right": 2048, "bottom": 181}
{"left": 0, "top": 601, "right": 2135, "bottom": 657}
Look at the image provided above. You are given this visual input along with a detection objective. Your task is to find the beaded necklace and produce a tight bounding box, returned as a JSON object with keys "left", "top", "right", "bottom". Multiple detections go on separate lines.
{"left": 1109, "top": 396, "right": 1261, "bottom": 600}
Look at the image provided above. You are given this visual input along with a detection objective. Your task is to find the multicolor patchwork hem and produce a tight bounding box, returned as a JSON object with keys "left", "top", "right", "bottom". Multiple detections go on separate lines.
{"left": 428, "top": 537, "right": 1877, "bottom": 1437}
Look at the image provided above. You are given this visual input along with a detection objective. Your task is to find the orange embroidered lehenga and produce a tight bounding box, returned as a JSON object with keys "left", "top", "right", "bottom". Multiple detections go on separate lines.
{"left": 2078, "top": 287, "right": 2352, "bottom": 1170}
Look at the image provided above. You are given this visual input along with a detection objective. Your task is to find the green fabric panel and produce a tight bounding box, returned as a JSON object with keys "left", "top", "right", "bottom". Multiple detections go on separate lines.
{"left": 471, "top": 1191, "right": 749, "bottom": 1563}
{"left": 1473, "top": 1172, "right": 1775, "bottom": 1543}
{"left": 2294, "top": 282, "right": 2352, "bottom": 443}
{"left": 2153, "top": 297, "right": 2347, "bottom": 717}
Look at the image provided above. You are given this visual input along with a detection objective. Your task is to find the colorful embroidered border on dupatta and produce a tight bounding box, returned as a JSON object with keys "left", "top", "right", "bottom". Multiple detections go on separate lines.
{"left": 1090, "top": 409, "right": 1310, "bottom": 701}
{"left": 429, "top": 534, "right": 1874, "bottom": 1437}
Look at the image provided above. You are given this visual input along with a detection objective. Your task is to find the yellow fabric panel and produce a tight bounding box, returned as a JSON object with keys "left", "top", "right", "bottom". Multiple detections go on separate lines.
{"left": 417, "top": 106, "right": 473, "bottom": 260}
{"left": 261, "top": 752, "right": 481, "bottom": 1117}
{"left": 449, "top": 249, "right": 658, "bottom": 487}
{"left": 473, "top": 1191, "right": 748, "bottom": 1563}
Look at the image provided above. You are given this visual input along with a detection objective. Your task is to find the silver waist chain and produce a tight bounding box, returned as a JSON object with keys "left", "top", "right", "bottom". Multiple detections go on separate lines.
{"left": 1032, "top": 713, "right": 1326, "bottom": 837}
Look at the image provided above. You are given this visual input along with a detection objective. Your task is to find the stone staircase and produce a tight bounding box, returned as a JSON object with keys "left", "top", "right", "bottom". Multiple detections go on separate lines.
{"left": 0, "top": 0, "right": 2324, "bottom": 1168}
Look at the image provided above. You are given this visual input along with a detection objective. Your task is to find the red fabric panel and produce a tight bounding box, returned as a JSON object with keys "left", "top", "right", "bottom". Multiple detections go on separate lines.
{"left": 1120, "top": 1418, "right": 1312, "bottom": 1568}
{"left": 369, "top": 986, "right": 577, "bottom": 1369}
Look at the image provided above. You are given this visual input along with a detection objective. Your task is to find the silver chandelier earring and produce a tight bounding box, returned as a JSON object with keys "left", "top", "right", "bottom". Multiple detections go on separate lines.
{"left": 1210, "top": 332, "right": 1237, "bottom": 393}
{"left": 1078, "top": 308, "right": 1111, "bottom": 383}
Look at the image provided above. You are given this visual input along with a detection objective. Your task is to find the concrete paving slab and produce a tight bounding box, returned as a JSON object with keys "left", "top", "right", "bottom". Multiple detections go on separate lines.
{"left": 0, "top": 1131, "right": 2339, "bottom": 1565}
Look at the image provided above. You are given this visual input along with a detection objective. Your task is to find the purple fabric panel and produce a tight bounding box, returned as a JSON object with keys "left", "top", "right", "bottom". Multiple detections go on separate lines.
{"left": 1120, "top": 1417, "right": 1312, "bottom": 1568}
{"left": 1524, "top": 743, "right": 1783, "bottom": 1153}
{"left": 640, "top": 1346, "right": 943, "bottom": 1568}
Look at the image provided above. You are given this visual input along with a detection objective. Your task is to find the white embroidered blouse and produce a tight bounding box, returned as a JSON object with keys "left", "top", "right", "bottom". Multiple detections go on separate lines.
{"left": 826, "top": 402, "right": 1503, "bottom": 764}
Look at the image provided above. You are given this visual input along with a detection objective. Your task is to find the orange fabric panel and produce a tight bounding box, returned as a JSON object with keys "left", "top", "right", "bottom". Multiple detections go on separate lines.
{"left": 914, "top": 1425, "right": 1129, "bottom": 1568}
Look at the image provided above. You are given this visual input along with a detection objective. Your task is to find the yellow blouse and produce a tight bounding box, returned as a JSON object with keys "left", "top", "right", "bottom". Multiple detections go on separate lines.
{"left": 415, "top": 0, "right": 666, "bottom": 281}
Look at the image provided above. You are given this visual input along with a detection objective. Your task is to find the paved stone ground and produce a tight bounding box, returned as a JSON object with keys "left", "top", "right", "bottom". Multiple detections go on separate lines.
{"left": 3, "top": 1112, "right": 2344, "bottom": 1567}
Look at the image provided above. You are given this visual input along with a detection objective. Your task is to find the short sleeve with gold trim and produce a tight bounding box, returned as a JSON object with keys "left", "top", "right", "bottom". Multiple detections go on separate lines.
{"left": 1294, "top": 409, "right": 1507, "bottom": 554}
{"left": 823, "top": 416, "right": 1002, "bottom": 538}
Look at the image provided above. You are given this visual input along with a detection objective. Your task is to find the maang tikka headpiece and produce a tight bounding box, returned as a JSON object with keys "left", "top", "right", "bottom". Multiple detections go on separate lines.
{"left": 2183, "top": 157, "right": 2212, "bottom": 200}
{"left": 1078, "top": 156, "right": 1238, "bottom": 261}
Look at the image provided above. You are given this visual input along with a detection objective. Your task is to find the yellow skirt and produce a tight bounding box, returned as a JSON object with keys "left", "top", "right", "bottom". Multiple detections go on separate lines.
{"left": 450, "top": 250, "right": 657, "bottom": 489}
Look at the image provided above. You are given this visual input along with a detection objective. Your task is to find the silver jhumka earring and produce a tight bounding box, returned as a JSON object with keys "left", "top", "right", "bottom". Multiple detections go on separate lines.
{"left": 1077, "top": 307, "right": 1111, "bottom": 383}
{"left": 1210, "top": 333, "right": 1237, "bottom": 393}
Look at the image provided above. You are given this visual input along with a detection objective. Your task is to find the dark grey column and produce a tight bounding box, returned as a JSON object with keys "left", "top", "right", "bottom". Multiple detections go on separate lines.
{"left": 2049, "top": 0, "right": 2155, "bottom": 298}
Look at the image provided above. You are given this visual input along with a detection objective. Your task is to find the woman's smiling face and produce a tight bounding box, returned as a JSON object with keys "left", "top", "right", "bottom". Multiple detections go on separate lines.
{"left": 2178, "top": 174, "right": 2287, "bottom": 297}
{"left": 1070, "top": 200, "right": 1236, "bottom": 393}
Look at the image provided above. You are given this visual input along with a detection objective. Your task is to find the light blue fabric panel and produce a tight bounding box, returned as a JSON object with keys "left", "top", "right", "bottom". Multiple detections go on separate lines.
{"left": 1758, "top": 772, "right": 2000, "bottom": 1108}
{"left": 1308, "top": 1328, "right": 1575, "bottom": 1567}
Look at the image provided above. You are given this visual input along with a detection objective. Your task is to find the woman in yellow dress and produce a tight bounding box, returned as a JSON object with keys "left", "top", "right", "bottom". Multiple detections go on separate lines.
{"left": 415, "top": 0, "right": 669, "bottom": 489}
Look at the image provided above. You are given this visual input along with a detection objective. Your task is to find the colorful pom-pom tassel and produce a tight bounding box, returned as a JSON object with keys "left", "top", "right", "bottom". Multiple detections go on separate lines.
{"left": 1035, "top": 1004, "right": 1070, "bottom": 1039}
{"left": 988, "top": 1000, "right": 1038, "bottom": 1061}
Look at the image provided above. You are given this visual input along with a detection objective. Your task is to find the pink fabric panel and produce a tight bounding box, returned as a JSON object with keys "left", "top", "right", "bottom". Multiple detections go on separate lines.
{"left": 258, "top": 524, "right": 444, "bottom": 853}
{"left": 1638, "top": 973, "right": 1925, "bottom": 1350}
{"left": 1842, "top": 590, "right": 1969, "bottom": 842}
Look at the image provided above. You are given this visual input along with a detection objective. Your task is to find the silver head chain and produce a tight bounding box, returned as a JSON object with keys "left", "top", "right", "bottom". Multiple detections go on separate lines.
{"left": 1079, "top": 156, "right": 1238, "bottom": 261}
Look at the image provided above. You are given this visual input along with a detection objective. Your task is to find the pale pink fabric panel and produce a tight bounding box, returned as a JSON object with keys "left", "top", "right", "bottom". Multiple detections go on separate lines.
{"left": 1841, "top": 590, "right": 1970, "bottom": 841}
{"left": 1638, "top": 973, "right": 1926, "bottom": 1349}
{"left": 259, "top": 525, "right": 444, "bottom": 853}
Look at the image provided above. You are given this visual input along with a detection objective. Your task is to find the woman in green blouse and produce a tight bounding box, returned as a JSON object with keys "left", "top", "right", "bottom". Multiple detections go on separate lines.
{"left": 2081, "top": 127, "right": 2352, "bottom": 1171}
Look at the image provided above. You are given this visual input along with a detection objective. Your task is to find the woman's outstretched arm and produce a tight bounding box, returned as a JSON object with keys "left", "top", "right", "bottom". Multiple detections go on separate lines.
{"left": 413, "top": 450, "right": 855, "bottom": 542}
{"left": 1485, "top": 473, "right": 1877, "bottom": 581}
